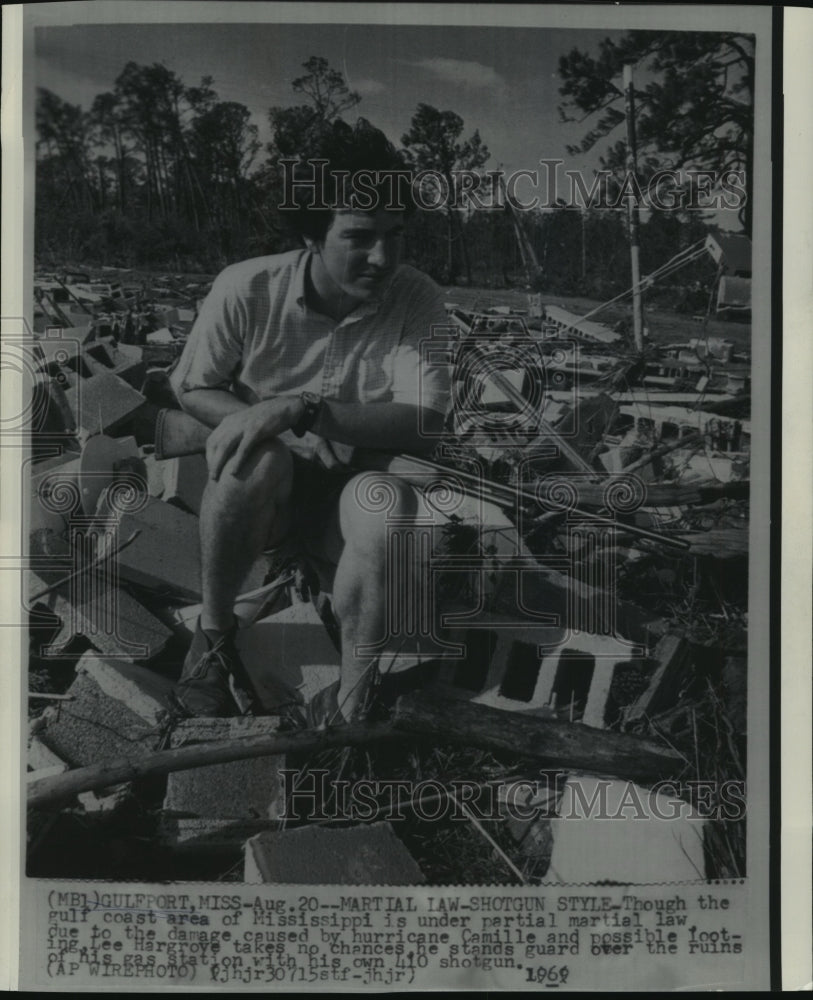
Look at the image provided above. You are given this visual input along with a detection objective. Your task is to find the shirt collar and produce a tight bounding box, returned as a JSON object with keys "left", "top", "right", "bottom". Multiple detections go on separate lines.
{"left": 294, "top": 249, "right": 389, "bottom": 324}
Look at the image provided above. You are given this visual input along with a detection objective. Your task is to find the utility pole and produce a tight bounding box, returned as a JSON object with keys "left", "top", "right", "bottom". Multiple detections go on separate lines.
{"left": 623, "top": 63, "right": 644, "bottom": 351}
{"left": 581, "top": 208, "right": 587, "bottom": 281}
{"left": 499, "top": 173, "right": 540, "bottom": 286}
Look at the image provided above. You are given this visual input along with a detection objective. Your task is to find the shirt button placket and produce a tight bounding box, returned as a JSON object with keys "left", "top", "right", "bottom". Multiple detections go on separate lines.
{"left": 321, "top": 327, "right": 336, "bottom": 396}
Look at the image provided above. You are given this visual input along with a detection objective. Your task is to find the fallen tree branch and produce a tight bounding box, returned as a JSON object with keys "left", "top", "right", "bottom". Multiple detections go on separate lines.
{"left": 28, "top": 721, "right": 397, "bottom": 810}
{"left": 29, "top": 691, "right": 684, "bottom": 810}
{"left": 392, "top": 692, "right": 684, "bottom": 785}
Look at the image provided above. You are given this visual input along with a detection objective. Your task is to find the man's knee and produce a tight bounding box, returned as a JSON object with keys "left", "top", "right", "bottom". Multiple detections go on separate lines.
{"left": 339, "top": 473, "right": 417, "bottom": 552}
{"left": 206, "top": 438, "right": 293, "bottom": 510}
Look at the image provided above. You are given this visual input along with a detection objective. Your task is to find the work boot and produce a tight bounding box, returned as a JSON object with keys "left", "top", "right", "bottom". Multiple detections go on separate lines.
{"left": 305, "top": 679, "right": 344, "bottom": 730}
{"left": 174, "top": 620, "right": 255, "bottom": 718}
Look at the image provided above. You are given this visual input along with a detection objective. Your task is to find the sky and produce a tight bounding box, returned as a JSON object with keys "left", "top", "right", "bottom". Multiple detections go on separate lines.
{"left": 33, "top": 18, "right": 758, "bottom": 234}
{"left": 34, "top": 21, "right": 621, "bottom": 182}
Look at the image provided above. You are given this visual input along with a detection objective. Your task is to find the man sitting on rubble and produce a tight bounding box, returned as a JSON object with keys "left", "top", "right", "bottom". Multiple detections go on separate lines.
{"left": 169, "top": 121, "right": 449, "bottom": 726}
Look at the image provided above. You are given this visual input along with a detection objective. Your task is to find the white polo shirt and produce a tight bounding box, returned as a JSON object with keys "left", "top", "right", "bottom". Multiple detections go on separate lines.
{"left": 170, "top": 249, "right": 451, "bottom": 460}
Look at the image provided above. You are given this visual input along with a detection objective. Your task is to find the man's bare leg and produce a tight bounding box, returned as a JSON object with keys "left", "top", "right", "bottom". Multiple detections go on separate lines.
{"left": 331, "top": 473, "right": 419, "bottom": 720}
{"left": 175, "top": 439, "right": 295, "bottom": 716}
{"left": 199, "top": 439, "right": 293, "bottom": 632}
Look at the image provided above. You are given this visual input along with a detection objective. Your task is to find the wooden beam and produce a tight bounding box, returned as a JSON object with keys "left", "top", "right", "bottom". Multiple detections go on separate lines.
{"left": 392, "top": 691, "right": 684, "bottom": 785}
{"left": 28, "top": 721, "right": 398, "bottom": 810}
{"left": 621, "top": 431, "right": 703, "bottom": 475}
{"left": 29, "top": 693, "right": 685, "bottom": 811}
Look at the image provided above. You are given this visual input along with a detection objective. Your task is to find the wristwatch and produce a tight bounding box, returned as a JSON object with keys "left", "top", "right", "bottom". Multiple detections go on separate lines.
{"left": 292, "top": 391, "right": 322, "bottom": 437}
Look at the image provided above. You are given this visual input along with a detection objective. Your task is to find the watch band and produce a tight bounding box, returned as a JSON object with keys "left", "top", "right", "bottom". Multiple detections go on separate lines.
{"left": 292, "top": 392, "right": 322, "bottom": 437}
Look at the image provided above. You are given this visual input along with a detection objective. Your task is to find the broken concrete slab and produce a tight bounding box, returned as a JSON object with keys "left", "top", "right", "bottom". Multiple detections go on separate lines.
{"left": 141, "top": 454, "right": 168, "bottom": 498}
{"left": 64, "top": 372, "right": 147, "bottom": 437}
{"left": 77, "top": 785, "right": 131, "bottom": 813}
{"left": 545, "top": 776, "right": 706, "bottom": 883}
{"left": 82, "top": 341, "right": 116, "bottom": 366}
{"left": 28, "top": 570, "right": 172, "bottom": 661}
{"left": 115, "top": 498, "right": 203, "bottom": 602}
{"left": 32, "top": 331, "right": 90, "bottom": 374}
{"left": 158, "top": 453, "right": 209, "bottom": 515}
{"left": 37, "top": 654, "right": 173, "bottom": 768}
{"left": 80, "top": 654, "right": 176, "bottom": 726}
{"left": 109, "top": 356, "right": 146, "bottom": 390}
{"left": 79, "top": 352, "right": 119, "bottom": 380}
{"left": 624, "top": 634, "right": 692, "bottom": 727}
{"left": 244, "top": 821, "right": 426, "bottom": 885}
{"left": 29, "top": 457, "right": 81, "bottom": 540}
{"left": 116, "top": 498, "right": 267, "bottom": 604}
{"left": 80, "top": 339, "right": 146, "bottom": 388}
{"left": 162, "top": 717, "right": 286, "bottom": 849}
{"left": 155, "top": 307, "right": 179, "bottom": 328}
{"left": 236, "top": 602, "right": 342, "bottom": 711}
{"left": 27, "top": 736, "right": 69, "bottom": 778}
{"left": 77, "top": 433, "right": 142, "bottom": 514}
{"left": 146, "top": 327, "right": 175, "bottom": 345}
{"left": 30, "top": 377, "right": 78, "bottom": 437}
{"left": 432, "top": 620, "right": 645, "bottom": 728}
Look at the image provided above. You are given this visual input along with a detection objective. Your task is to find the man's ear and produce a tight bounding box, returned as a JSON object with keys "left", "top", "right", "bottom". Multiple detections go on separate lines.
{"left": 303, "top": 236, "right": 320, "bottom": 255}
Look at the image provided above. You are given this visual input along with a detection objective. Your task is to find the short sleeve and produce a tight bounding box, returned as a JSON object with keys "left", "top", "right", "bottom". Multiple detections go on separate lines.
{"left": 170, "top": 267, "right": 246, "bottom": 398}
{"left": 390, "top": 273, "right": 453, "bottom": 417}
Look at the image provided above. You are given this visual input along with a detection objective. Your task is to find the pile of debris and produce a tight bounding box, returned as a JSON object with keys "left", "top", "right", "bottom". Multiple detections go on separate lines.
{"left": 26, "top": 277, "right": 748, "bottom": 884}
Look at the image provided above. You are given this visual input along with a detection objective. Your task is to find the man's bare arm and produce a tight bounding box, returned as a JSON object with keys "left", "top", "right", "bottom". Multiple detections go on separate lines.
{"left": 177, "top": 389, "right": 441, "bottom": 478}
{"left": 178, "top": 389, "right": 304, "bottom": 480}
{"left": 177, "top": 387, "right": 250, "bottom": 428}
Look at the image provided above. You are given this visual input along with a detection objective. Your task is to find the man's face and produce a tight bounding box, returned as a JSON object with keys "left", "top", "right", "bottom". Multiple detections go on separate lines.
{"left": 309, "top": 209, "right": 405, "bottom": 307}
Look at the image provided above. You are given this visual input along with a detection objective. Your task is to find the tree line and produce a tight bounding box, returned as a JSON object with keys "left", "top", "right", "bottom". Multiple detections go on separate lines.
{"left": 35, "top": 35, "right": 753, "bottom": 300}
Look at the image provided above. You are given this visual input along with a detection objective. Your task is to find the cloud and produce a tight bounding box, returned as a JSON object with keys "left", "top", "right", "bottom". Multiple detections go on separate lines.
{"left": 352, "top": 78, "right": 387, "bottom": 96}
{"left": 405, "top": 57, "right": 507, "bottom": 94}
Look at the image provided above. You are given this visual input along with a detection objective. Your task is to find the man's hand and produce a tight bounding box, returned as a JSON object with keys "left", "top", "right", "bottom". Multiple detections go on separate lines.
{"left": 206, "top": 396, "right": 302, "bottom": 480}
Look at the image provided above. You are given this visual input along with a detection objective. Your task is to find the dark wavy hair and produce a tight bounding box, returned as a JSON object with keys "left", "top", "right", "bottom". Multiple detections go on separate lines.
{"left": 282, "top": 118, "right": 414, "bottom": 242}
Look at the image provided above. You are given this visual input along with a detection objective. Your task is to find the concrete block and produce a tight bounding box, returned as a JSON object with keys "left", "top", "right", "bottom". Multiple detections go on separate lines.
{"left": 78, "top": 433, "right": 141, "bottom": 514}
{"left": 30, "top": 457, "right": 81, "bottom": 538}
{"left": 158, "top": 453, "right": 209, "bottom": 515}
{"left": 545, "top": 777, "right": 706, "bottom": 883}
{"left": 64, "top": 372, "right": 147, "bottom": 437}
{"left": 79, "top": 353, "right": 116, "bottom": 379}
{"left": 165, "top": 817, "right": 280, "bottom": 850}
{"left": 83, "top": 341, "right": 116, "bottom": 367}
{"left": 156, "top": 307, "right": 180, "bottom": 328}
{"left": 116, "top": 498, "right": 203, "bottom": 601}
{"left": 77, "top": 785, "right": 130, "bottom": 812}
{"left": 625, "top": 634, "right": 691, "bottom": 726}
{"left": 85, "top": 339, "right": 145, "bottom": 388}
{"left": 146, "top": 327, "right": 174, "bottom": 345}
{"left": 80, "top": 654, "right": 176, "bottom": 726}
{"left": 33, "top": 331, "right": 89, "bottom": 374}
{"left": 116, "top": 500, "right": 266, "bottom": 606}
{"left": 244, "top": 821, "right": 426, "bottom": 885}
{"left": 580, "top": 659, "right": 620, "bottom": 728}
{"left": 237, "top": 602, "right": 341, "bottom": 711}
{"left": 162, "top": 717, "right": 286, "bottom": 848}
{"left": 30, "top": 377, "right": 79, "bottom": 438}
{"left": 37, "top": 656, "right": 172, "bottom": 767}
{"left": 432, "top": 620, "right": 641, "bottom": 727}
{"left": 27, "top": 736, "right": 69, "bottom": 777}
{"left": 28, "top": 570, "right": 172, "bottom": 661}
{"left": 141, "top": 453, "right": 168, "bottom": 498}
